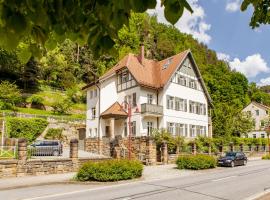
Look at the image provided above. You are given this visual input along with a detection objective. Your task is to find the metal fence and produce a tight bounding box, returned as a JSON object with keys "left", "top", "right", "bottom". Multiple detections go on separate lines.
{"left": 0, "top": 146, "right": 17, "bottom": 159}
{"left": 28, "top": 146, "right": 63, "bottom": 159}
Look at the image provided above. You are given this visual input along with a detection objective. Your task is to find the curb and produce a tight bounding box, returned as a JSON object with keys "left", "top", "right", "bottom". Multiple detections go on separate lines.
{"left": 244, "top": 189, "right": 270, "bottom": 200}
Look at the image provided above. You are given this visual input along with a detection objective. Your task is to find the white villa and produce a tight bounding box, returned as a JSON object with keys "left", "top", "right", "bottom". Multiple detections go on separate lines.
{"left": 83, "top": 46, "right": 213, "bottom": 139}
{"left": 242, "top": 101, "right": 269, "bottom": 138}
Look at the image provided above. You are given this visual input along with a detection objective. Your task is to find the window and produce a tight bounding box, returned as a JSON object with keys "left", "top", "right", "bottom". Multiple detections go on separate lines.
{"left": 147, "top": 94, "right": 153, "bottom": 104}
{"left": 132, "top": 93, "right": 136, "bottom": 107}
{"left": 167, "top": 96, "right": 174, "bottom": 109}
{"left": 175, "top": 97, "right": 185, "bottom": 111}
{"left": 117, "top": 69, "right": 137, "bottom": 92}
{"left": 189, "top": 80, "right": 196, "bottom": 89}
{"left": 90, "top": 90, "right": 93, "bottom": 99}
{"left": 253, "top": 134, "right": 256, "bottom": 138}
{"left": 190, "top": 125, "right": 196, "bottom": 137}
{"left": 256, "top": 110, "right": 259, "bottom": 116}
{"left": 175, "top": 123, "right": 186, "bottom": 136}
{"left": 131, "top": 121, "right": 136, "bottom": 136}
{"left": 121, "top": 71, "right": 129, "bottom": 83}
{"left": 261, "top": 134, "right": 265, "bottom": 138}
{"left": 124, "top": 95, "right": 132, "bottom": 109}
{"left": 94, "top": 128, "right": 97, "bottom": 137}
{"left": 167, "top": 122, "right": 175, "bottom": 135}
{"left": 147, "top": 122, "right": 153, "bottom": 136}
{"left": 124, "top": 122, "right": 127, "bottom": 137}
{"left": 91, "top": 107, "right": 96, "bottom": 119}
{"left": 261, "top": 120, "right": 265, "bottom": 127}
{"left": 94, "top": 89, "right": 97, "bottom": 97}
{"left": 89, "top": 129, "right": 92, "bottom": 137}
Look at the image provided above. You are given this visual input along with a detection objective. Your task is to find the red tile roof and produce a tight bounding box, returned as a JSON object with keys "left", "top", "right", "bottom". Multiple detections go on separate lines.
{"left": 100, "top": 102, "right": 128, "bottom": 118}
{"left": 100, "top": 50, "right": 189, "bottom": 89}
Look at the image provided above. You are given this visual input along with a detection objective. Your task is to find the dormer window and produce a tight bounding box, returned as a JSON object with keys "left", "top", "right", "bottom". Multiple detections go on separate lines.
{"left": 162, "top": 58, "right": 173, "bottom": 70}
{"left": 117, "top": 68, "right": 137, "bottom": 92}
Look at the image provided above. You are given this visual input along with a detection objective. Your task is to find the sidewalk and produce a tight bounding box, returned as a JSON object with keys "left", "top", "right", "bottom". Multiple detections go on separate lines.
{"left": 0, "top": 173, "right": 76, "bottom": 190}
{"left": 0, "top": 164, "right": 194, "bottom": 190}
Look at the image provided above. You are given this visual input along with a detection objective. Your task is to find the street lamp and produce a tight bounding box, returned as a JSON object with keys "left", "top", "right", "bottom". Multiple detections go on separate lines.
{"left": 121, "top": 101, "right": 140, "bottom": 160}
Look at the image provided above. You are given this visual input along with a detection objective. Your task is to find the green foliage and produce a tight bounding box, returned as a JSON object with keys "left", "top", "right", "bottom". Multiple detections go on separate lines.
{"left": 176, "top": 154, "right": 217, "bottom": 170}
{"left": 0, "top": 0, "right": 192, "bottom": 61}
{"left": 27, "top": 95, "right": 44, "bottom": 105}
{"left": 262, "top": 154, "right": 270, "bottom": 160}
{"left": 76, "top": 159, "right": 143, "bottom": 182}
{"left": 45, "top": 128, "right": 64, "bottom": 140}
{"left": 52, "top": 97, "right": 73, "bottom": 114}
{"left": 241, "top": 0, "right": 270, "bottom": 28}
{"left": 152, "top": 128, "right": 176, "bottom": 153}
{"left": 6, "top": 117, "right": 48, "bottom": 142}
{"left": 0, "top": 81, "right": 22, "bottom": 110}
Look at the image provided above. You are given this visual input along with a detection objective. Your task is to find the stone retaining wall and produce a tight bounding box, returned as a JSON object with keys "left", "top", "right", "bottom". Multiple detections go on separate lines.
{"left": 85, "top": 136, "right": 156, "bottom": 165}
{"left": 0, "top": 158, "right": 110, "bottom": 178}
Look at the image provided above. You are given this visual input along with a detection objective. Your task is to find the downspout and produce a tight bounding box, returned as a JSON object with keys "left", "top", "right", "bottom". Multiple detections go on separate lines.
{"left": 96, "top": 83, "right": 102, "bottom": 154}
{"left": 156, "top": 89, "right": 159, "bottom": 129}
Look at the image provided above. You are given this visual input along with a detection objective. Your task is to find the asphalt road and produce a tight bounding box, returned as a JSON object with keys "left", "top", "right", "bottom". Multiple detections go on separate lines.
{"left": 1, "top": 160, "right": 270, "bottom": 200}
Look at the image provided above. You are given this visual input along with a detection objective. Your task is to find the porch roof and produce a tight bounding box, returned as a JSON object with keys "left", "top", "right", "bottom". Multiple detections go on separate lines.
{"left": 100, "top": 102, "right": 128, "bottom": 119}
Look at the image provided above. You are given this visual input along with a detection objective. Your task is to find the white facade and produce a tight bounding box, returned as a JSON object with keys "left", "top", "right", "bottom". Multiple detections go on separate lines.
{"left": 85, "top": 53, "right": 212, "bottom": 139}
{"left": 242, "top": 102, "right": 269, "bottom": 138}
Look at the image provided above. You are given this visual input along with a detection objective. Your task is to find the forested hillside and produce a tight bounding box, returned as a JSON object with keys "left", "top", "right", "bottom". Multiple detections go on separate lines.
{"left": 0, "top": 13, "right": 269, "bottom": 137}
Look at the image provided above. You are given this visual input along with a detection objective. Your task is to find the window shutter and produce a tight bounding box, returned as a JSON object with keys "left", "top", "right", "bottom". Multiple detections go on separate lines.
{"left": 132, "top": 93, "right": 136, "bottom": 107}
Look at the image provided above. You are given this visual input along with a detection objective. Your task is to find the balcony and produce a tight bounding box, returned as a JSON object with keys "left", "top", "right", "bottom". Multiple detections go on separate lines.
{"left": 141, "top": 103, "right": 163, "bottom": 117}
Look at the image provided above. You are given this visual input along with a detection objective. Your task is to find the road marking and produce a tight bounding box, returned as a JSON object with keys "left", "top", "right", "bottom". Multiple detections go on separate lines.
{"left": 212, "top": 176, "right": 237, "bottom": 182}
{"left": 20, "top": 182, "right": 141, "bottom": 200}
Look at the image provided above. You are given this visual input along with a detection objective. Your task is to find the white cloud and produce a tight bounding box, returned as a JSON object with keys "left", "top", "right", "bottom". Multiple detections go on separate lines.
{"left": 148, "top": 0, "right": 211, "bottom": 44}
{"left": 229, "top": 54, "right": 270, "bottom": 78}
{"left": 258, "top": 77, "right": 270, "bottom": 86}
{"left": 217, "top": 52, "right": 231, "bottom": 62}
{"left": 226, "top": 0, "right": 241, "bottom": 12}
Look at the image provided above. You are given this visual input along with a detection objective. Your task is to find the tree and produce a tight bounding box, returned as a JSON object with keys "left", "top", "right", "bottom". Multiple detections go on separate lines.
{"left": 0, "top": 0, "right": 192, "bottom": 62}
{"left": 241, "top": 0, "right": 270, "bottom": 28}
{"left": 0, "top": 81, "right": 21, "bottom": 109}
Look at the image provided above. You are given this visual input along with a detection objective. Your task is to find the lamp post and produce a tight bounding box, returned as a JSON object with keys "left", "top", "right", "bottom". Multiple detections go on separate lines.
{"left": 121, "top": 101, "right": 139, "bottom": 160}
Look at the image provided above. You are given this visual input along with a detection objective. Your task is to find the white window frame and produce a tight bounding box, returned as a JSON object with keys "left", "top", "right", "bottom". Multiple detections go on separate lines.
{"left": 147, "top": 121, "right": 153, "bottom": 136}
{"left": 147, "top": 94, "right": 153, "bottom": 104}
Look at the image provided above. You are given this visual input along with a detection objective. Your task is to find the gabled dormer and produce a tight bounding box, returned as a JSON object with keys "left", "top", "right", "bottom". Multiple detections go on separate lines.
{"left": 116, "top": 68, "right": 137, "bottom": 92}
{"left": 171, "top": 57, "right": 203, "bottom": 91}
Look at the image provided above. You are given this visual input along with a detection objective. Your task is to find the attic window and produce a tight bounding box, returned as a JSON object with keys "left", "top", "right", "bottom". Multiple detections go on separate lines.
{"left": 162, "top": 58, "right": 173, "bottom": 70}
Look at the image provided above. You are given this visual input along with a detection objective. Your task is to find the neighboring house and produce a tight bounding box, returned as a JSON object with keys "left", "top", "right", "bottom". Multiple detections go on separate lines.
{"left": 83, "top": 46, "right": 213, "bottom": 139}
{"left": 242, "top": 101, "right": 270, "bottom": 138}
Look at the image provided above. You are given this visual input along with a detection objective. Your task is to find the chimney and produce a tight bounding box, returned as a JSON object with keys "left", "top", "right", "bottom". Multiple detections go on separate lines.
{"left": 139, "top": 45, "right": 144, "bottom": 64}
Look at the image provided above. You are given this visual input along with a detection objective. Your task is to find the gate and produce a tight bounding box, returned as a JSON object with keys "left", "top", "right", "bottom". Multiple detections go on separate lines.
{"left": 78, "top": 128, "right": 86, "bottom": 150}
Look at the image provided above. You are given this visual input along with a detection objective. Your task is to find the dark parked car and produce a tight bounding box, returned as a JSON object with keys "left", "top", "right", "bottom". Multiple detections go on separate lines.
{"left": 218, "top": 152, "right": 247, "bottom": 167}
{"left": 30, "top": 140, "right": 63, "bottom": 156}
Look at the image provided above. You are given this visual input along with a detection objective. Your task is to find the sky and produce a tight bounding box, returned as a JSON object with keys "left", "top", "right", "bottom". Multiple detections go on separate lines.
{"left": 148, "top": 0, "right": 270, "bottom": 86}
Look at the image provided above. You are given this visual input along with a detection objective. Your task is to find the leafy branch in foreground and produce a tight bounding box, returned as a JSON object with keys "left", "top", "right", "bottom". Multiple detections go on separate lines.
{"left": 0, "top": 0, "right": 192, "bottom": 62}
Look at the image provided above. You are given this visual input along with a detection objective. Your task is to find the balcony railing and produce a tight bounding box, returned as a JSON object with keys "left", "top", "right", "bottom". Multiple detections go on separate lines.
{"left": 141, "top": 103, "right": 163, "bottom": 116}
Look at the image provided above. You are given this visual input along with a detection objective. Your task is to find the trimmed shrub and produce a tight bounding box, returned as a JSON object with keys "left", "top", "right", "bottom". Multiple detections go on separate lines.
{"left": 6, "top": 117, "right": 48, "bottom": 142}
{"left": 45, "top": 128, "right": 64, "bottom": 140}
{"left": 176, "top": 154, "right": 217, "bottom": 170}
{"left": 76, "top": 159, "right": 143, "bottom": 182}
{"left": 27, "top": 95, "right": 44, "bottom": 105}
{"left": 262, "top": 154, "right": 270, "bottom": 160}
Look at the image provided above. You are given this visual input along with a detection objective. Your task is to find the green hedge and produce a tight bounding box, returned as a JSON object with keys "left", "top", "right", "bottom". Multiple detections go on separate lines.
{"left": 262, "top": 154, "right": 270, "bottom": 160}
{"left": 176, "top": 154, "right": 217, "bottom": 170}
{"left": 76, "top": 159, "right": 143, "bottom": 182}
{"left": 6, "top": 117, "right": 48, "bottom": 142}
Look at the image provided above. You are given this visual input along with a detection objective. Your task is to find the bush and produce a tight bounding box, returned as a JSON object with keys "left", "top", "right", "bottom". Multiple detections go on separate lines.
{"left": 52, "top": 97, "right": 73, "bottom": 114}
{"left": 76, "top": 159, "right": 143, "bottom": 182}
{"left": 45, "top": 128, "right": 64, "bottom": 140}
{"left": 176, "top": 154, "right": 217, "bottom": 170}
{"left": 152, "top": 128, "right": 176, "bottom": 153}
{"left": 27, "top": 95, "right": 44, "bottom": 105}
{"left": 262, "top": 154, "right": 270, "bottom": 160}
{"left": 6, "top": 117, "right": 48, "bottom": 142}
{"left": 0, "top": 81, "right": 22, "bottom": 109}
